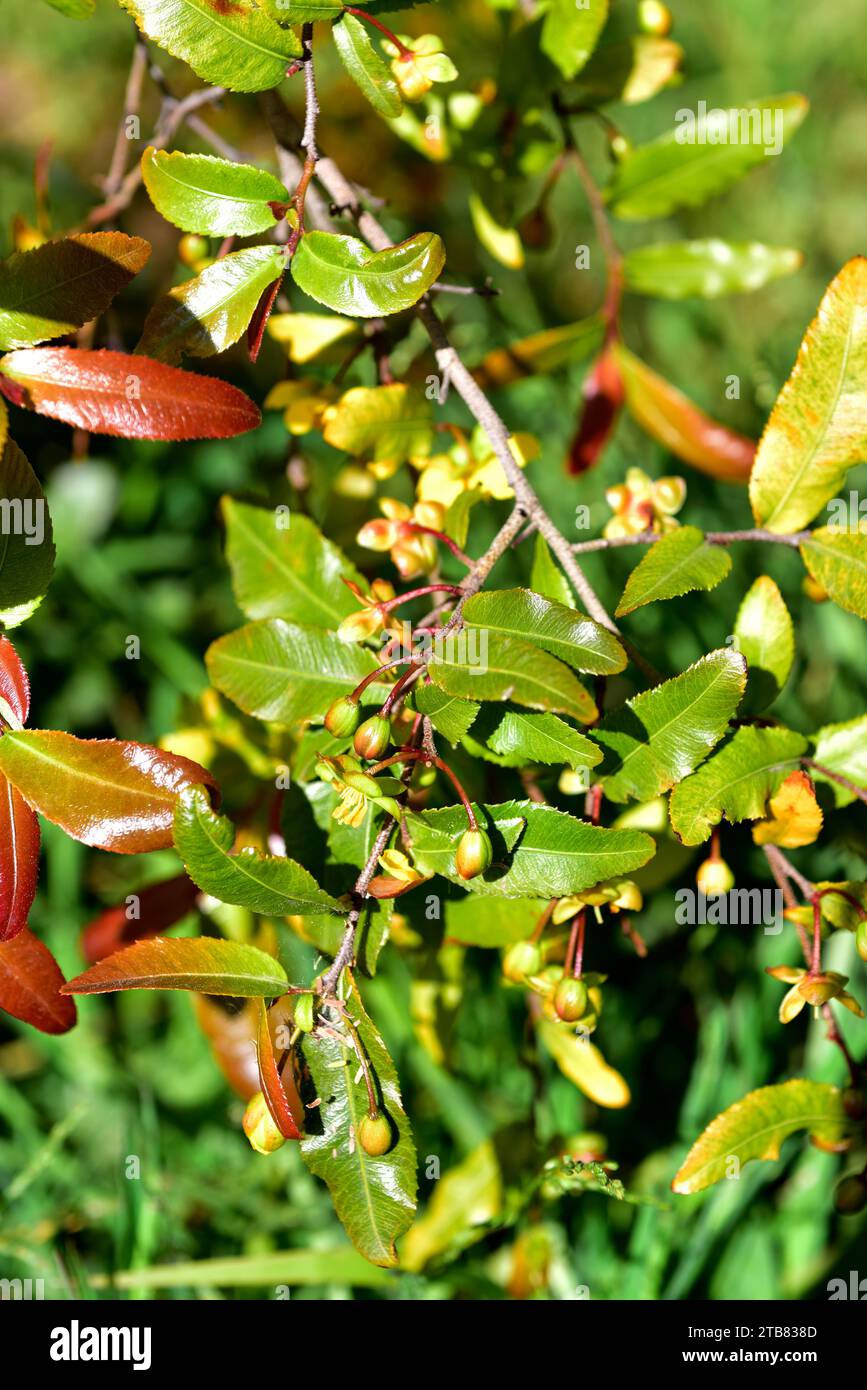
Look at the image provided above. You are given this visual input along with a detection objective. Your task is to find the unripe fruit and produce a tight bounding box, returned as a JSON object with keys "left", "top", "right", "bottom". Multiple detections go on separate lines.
{"left": 358, "top": 1112, "right": 392, "bottom": 1156}
{"left": 638, "top": 0, "right": 673, "bottom": 36}
{"left": 324, "top": 694, "right": 360, "bottom": 737}
{"left": 518, "top": 206, "right": 553, "bottom": 251}
{"left": 243, "top": 1091, "right": 287, "bottom": 1155}
{"left": 554, "top": 976, "right": 588, "bottom": 1022}
{"left": 834, "top": 1174, "right": 867, "bottom": 1215}
{"left": 503, "top": 940, "right": 543, "bottom": 983}
{"left": 354, "top": 714, "right": 391, "bottom": 760}
{"left": 178, "top": 233, "right": 210, "bottom": 266}
{"left": 696, "top": 855, "right": 735, "bottom": 896}
{"left": 857, "top": 919, "right": 867, "bottom": 963}
{"left": 455, "top": 827, "right": 493, "bottom": 880}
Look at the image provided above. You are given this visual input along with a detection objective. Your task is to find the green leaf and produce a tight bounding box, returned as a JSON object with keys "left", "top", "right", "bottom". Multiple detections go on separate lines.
{"left": 174, "top": 787, "right": 343, "bottom": 916}
{"left": 93, "top": 1247, "right": 392, "bottom": 1291}
{"left": 468, "top": 194, "right": 523, "bottom": 271}
{"left": 486, "top": 711, "right": 602, "bottom": 770}
{"left": 222, "top": 498, "right": 365, "bottom": 629}
{"left": 605, "top": 94, "right": 807, "bottom": 220}
{"left": 540, "top": 0, "right": 609, "bottom": 81}
{"left": 298, "top": 899, "right": 391, "bottom": 978}
{"left": 0, "top": 233, "right": 151, "bottom": 349}
{"left": 615, "top": 527, "right": 731, "bottom": 616}
{"left": 401, "top": 1141, "right": 502, "bottom": 1272}
{"left": 623, "top": 240, "right": 802, "bottom": 299}
{"left": 118, "top": 0, "right": 302, "bottom": 93}
{"left": 462, "top": 589, "right": 627, "bottom": 675}
{"left": 258, "top": 0, "right": 343, "bottom": 19}
{"left": 530, "top": 534, "right": 573, "bottom": 607}
{"left": 322, "top": 385, "right": 433, "bottom": 469}
{"left": 750, "top": 260, "right": 867, "bottom": 532}
{"left": 206, "top": 619, "right": 391, "bottom": 724}
{"left": 800, "top": 526, "right": 867, "bottom": 621}
{"left": 333, "top": 13, "right": 403, "bottom": 118}
{"left": 414, "top": 683, "right": 480, "bottom": 745}
{"left": 811, "top": 715, "right": 867, "bottom": 807}
{"left": 40, "top": 0, "right": 94, "bottom": 18}
{"left": 142, "top": 147, "right": 289, "bottom": 237}
{"left": 300, "top": 989, "right": 417, "bottom": 1266}
{"left": 63, "top": 936, "right": 288, "bottom": 997}
{"left": 440, "top": 895, "right": 545, "bottom": 947}
{"left": 291, "top": 231, "right": 445, "bottom": 317}
{"left": 668, "top": 725, "right": 808, "bottom": 845}
{"left": 405, "top": 800, "right": 655, "bottom": 898}
{"left": 672, "top": 1080, "right": 849, "bottom": 1194}
{"left": 0, "top": 440, "right": 55, "bottom": 628}
{"left": 537, "top": 1026, "right": 630, "bottom": 1108}
{"left": 136, "top": 246, "right": 285, "bottom": 365}
{"left": 593, "top": 650, "right": 747, "bottom": 803}
{"left": 734, "top": 576, "right": 794, "bottom": 712}
{"left": 570, "top": 35, "right": 682, "bottom": 107}
{"left": 428, "top": 633, "right": 598, "bottom": 724}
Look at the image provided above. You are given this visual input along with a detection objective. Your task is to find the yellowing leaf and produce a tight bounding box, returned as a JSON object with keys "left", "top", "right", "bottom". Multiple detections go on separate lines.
{"left": 750, "top": 258, "right": 867, "bottom": 532}
{"left": 267, "top": 312, "right": 359, "bottom": 364}
{"left": 538, "top": 1023, "right": 630, "bottom": 1108}
{"left": 752, "top": 769, "right": 823, "bottom": 847}
{"left": 322, "top": 385, "right": 433, "bottom": 474}
{"left": 468, "top": 194, "right": 524, "bottom": 270}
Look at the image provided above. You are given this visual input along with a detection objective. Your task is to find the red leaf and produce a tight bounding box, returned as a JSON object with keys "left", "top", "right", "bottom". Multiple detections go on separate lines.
{"left": 0, "top": 635, "right": 30, "bottom": 724}
{"left": 81, "top": 873, "right": 200, "bottom": 963}
{"left": 614, "top": 343, "right": 755, "bottom": 483}
{"left": 0, "top": 347, "right": 261, "bottom": 440}
{"left": 0, "top": 772, "right": 40, "bottom": 941}
{"left": 247, "top": 272, "right": 284, "bottom": 363}
{"left": 0, "top": 927, "right": 76, "bottom": 1033}
{"left": 0, "top": 729, "right": 220, "bottom": 853}
{"left": 568, "top": 350, "right": 625, "bottom": 475}
{"left": 256, "top": 997, "right": 302, "bottom": 1139}
{"left": 195, "top": 995, "right": 260, "bottom": 1101}
{"left": 62, "top": 935, "right": 288, "bottom": 996}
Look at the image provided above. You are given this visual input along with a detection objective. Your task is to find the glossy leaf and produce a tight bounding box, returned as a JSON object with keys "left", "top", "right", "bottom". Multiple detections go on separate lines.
{"left": 0, "top": 928, "right": 76, "bottom": 1034}
{"left": 206, "top": 619, "right": 391, "bottom": 725}
{"left": 0, "top": 729, "right": 218, "bottom": 853}
{"left": 614, "top": 344, "right": 755, "bottom": 483}
{"left": 593, "top": 650, "right": 747, "bottom": 803}
{"left": 605, "top": 94, "right": 808, "bottom": 220}
{"left": 405, "top": 800, "right": 655, "bottom": 898}
{"left": 800, "top": 526, "right": 867, "bottom": 620}
{"left": 537, "top": 1025, "right": 630, "bottom": 1109}
{"left": 118, "top": 0, "right": 302, "bottom": 92}
{"left": 734, "top": 576, "right": 794, "bottom": 712}
{"left": 0, "top": 774, "right": 40, "bottom": 942}
{"left": 258, "top": 0, "right": 343, "bottom": 17}
{"left": 0, "top": 440, "right": 55, "bottom": 629}
{"left": 322, "top": 384, "right": 433, "bottom": 468}
{"left": 615, "top": 527, "right": 731, "bottom": 616}
{"left": 300, "top": 987, "right": 417, "bottom": 1266}
{"left": 63, "top": 935, "right": 288, "bottom": 997}
{"left": 428, "top": 634, "right": 598, "bottom": 724}
{"left": 0, "top": 347, "right": 261, "bottom": 440}
{"left": 174, "top": 787, "right": 343, "bottom": 916}
{"left": 414, "top": 683, "right": 480, "bottom": 745}
{"left": 0, "top": 635, "right": 30, "bottom": 725}
{"left": 0, "top": 233, "right": 151, "bottom": 349}
{"left": 223, "top": 498, "right": 365, "bottom": 629}
{"left": 530, "top": 534, "right": 573, "bottom": 607}
{"left": 256, "top": 998, "right": 302, "bottom": 1140}
{"left": 291, "top": 231, "right": 445, "bottom": 317}
{"left": 81, "top": 873, "right": 199, "bottom": 963}
{"left": 333, "top": 13, "right": 402, "bottom": 118}
{"left": 136, "top": 247, "right": 285, "bottom": 365}
{"left": 672, "top": 1080, "right": 848, "bottom": 1194}
{"left": 462, "top": 589, "right": 627, "bottom": 674}
{"left": 540, "top": 0, "right": 608, "bottom": 81}
{"left": 668, "top": 725, "right": 808, "bottom": 845}
{"left": 441, "top": 895, "right": 545, "bottom": 947}
{"left": 486, "top": 711, "right": 602, "bottom": 771}
{"left": 750, "top": 260, "right": 867, "bottom": 532}
{"left": 623, "top": 240, "right": 801, "bottom": 300}
{"left": 752, "top": 770, "right": 823, "bottom": 848}
{"left": 811, "top": 716, "right": 867, "bottom": 807}
{"left": 141, "top": 147, "right": 289, "bottom": 237}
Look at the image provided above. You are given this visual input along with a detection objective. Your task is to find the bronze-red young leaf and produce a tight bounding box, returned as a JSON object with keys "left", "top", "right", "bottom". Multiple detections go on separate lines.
{"left": 0, "top": 927, "right": 76, "bottom": 1033}
{"left": 0, "top": 772, "right": 40, "bottom": 941}
{"left": 62, "top": 935, "right": 289, "bottom": 997}
{"left": 81, "top": 873, "right": 201, "bottom": 963}
{"left": 0, "top": 729, "right": 219, "bottom": 853}
{"left": 256, "top": 997, "right": 302, "bottom": 1139}
{"left": 0, "top": 635, "right": 30, "bottom": 725}
{"left": 0, "top": 347, "right": 261, "bottom": 440}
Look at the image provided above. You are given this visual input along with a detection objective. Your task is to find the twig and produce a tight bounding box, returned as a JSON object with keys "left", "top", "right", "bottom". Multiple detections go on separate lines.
{"left": 103, "top": 39, "right": 148, "bottom": 197}
{"left": 802, "top": 757, "right": 867, "bottom": 806}
{"left": 320, "top": 820, "right": 393, "bottom": 995}
{"left": 572, "top": 528, "right": 811, "bottom": 555}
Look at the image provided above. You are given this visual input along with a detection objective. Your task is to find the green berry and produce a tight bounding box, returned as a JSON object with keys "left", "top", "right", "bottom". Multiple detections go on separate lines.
{"left": 324, "top": 694, "right": 360, "bottom": 737}
{"left": 353, "top": 714, "right": 391, "bottom": 760}
{"left": 455, "top": 827, "right": 493, "bottom": 880}
{"left": 243, "top": 1091, "right": 286, "bottom": 1155}
{"left": 554, "top": 976, "right": 589, "bottom": 1022}
{"left": 503, "top": 940, "right": 543, "bottom": 983}
{"left": 358, "top": 1112, "right": 392, "bottom": 1156}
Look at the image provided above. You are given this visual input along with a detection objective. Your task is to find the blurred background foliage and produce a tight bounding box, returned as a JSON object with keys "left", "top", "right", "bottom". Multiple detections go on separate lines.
{"left": 1, "top": 0, "right": 866, "bottom": 1299}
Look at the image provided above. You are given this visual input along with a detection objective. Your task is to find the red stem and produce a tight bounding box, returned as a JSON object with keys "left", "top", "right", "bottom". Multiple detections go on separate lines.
{"left": 344, "top": 7, "right": 414, "bottom": 58}
{"left": 811, "top": 896, "right": 822, "bottom": 975}
{"left": 370, "top": 748, "right": 478, "bottom": 828}
{"left": 380, "top": 584, "right": 462, "bottom": 613}
{"left": 406, "top": 524, "right": 473, "bottom": 568}
{"left": 566, "top": 910, "right": 586, "bottom": 978}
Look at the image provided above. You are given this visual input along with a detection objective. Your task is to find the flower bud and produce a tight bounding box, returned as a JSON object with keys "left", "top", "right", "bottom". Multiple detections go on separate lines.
{"left": 638, "top": 0, "right": 673, "bottom": 36}
{"left": 380, "top": 497, "right": 412, "bottom": 522}
{"left": 295, "top": 992, "right": 315, "bottom": 1032}
{"left": 357, "top": 518, "right": 398, "bottom": 551}
{"left": 324, "top": 694, "right": 360, "bottom": 737}
{"left": 798, "top": 972, "right": 843, "bottom": 1007}
{"left": 358, "top": 1111, "right": 392, "bottom": 1156}
{"left": 696, "top": 855, "right": 735, "bottom": 896}
{"left": 652, "top": 475, "right": 686, "bottom": 515}
{"left": 243, "top": 1091, "right": 287, "bottom": 1155}
{"left": 337, "top": 607, "right": 384, "bottom": 643}
{"left": 554, "top": 976, "right": 589, "bottom": 1022}
{"left": 455, "top": 827, "right": 493, "bottom": 880}
{"left": 502, "top": 940, "right": 543, "bottom": 983}
{"left": 857, "top": 919, "right": 867, "bottom": 963}
{"left": 413, "top": 500, "right": 446, "bottom": 530}
{"left": 834, "top": 1174, "right": 867, "bottom": 1215}
{"left": 354, "top": 714, "right": 391, "bottom": 760}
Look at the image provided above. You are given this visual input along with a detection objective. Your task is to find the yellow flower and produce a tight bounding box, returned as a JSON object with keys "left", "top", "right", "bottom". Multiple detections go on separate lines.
{"left": 383, "top": 34, "right": 458, "bottom": 103}
{"left": 415, "top": 430, "right": 538, "bottom": 508}
{"left": 264, "top": 379, "right": 335, "bottom": 435}
{"left": 766, "top": 966, "right": 863, "bottom": 1024}
{"left": 603, "top": 466, "right": 685, "bottom": 540}
{"left": 356, "top": 498, "right": 445, "bottom": 579}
